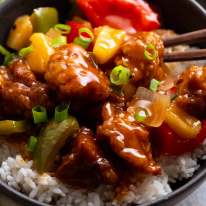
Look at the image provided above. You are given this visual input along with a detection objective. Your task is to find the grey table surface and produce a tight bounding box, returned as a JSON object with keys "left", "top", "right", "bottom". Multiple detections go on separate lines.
{"left": 176, "top": 181, "right": 206, "bottom": 206}
{"left": 0, "top": 181, "right": 205, "bottom": 206}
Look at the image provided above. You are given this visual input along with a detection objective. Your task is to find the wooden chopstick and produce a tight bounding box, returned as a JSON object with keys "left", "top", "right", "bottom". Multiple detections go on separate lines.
{"left": 162, "top": 28, "right": 206, "bottom": 62}
{"left": 163, "top": 29, "right": 206, "bottom": 47}
{"left": 164, "top": 49, "right": 206, "bottom": 62}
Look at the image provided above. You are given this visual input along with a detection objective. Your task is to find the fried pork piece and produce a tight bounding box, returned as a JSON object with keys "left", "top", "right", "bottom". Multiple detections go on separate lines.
{"left": 45, "top": 44, "right": 110, "bottom": 103}
{"left": 176, "top": 65, "right": 206, "bottom": 119}
{"left": 115, "top": 32, "right": 166, "bottom": 84}
{"left": 56, "top": 128, "right": 118, "bottom": 187}
{"left": 0, "top": 59, "right": 52, "bottom": 118}
{"left": 97, "top": 102, "right": 161, "bottom": 175}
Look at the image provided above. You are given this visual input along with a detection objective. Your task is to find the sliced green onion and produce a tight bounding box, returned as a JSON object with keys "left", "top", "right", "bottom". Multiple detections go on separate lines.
{"left": 55, "top": 104, "right": 69, "bottom": 122}
{"left": 79, "top": 27, "right": 94, "bottom": 42}
{"left": 18, "top": 46, "right": 33, "bottom": 58}
{"left": 110, "top": 65, "right": 131, "bottom": 86}
{"left": 51, "top": 36, "right": 67, "bottom": 48}
{"left": 73, "top": 37, "right": 90, "bottom": 49}
{"left": 149, "top": 78, "right": 160, "bottom": 92}
{"left": 134, "top": 110, "right": 148, "bottom": 122}
{"left": 0, "top": 45, "right": 15, "bottom": 65}
{"left": 0, "top": 45, "right": 10, "bottom": 56}
{"left": 32, "top": 106, "right": 47, "bottom": 124}
{"left": 54, "top": 24, "right": 71, "bottom": 34}
{"left": 27, "top": 136, "right": 38, "bottom": 152}
{"left": 3, "top": 53, "right": 16, "bottom": 65}
{"left": 74, "top": 27, "right": 94, "bottom": 49}
{"left": 144, "top": 43, "right": 158, "bottom": 61}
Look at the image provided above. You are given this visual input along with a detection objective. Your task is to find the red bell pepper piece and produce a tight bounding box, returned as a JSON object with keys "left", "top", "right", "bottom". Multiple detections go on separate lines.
{"left": 66, "top": 21, "right": 84, "bottom": 43}
{"left": 154, "top": 121, "right": 206, "bottom": 156}
{"left": 76, "top": 0, "right": 160, "bottom": 33}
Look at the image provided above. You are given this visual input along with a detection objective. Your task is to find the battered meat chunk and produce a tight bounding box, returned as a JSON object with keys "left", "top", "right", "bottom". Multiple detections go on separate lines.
{"left": 0, "top": 59, "right": 52, "bottom": 118}
{"left": 45, "top": 44, "right": 110, "bottom": 104}
{"left": 97, "top": 102, "right": 161, "bottom": 175}
{"left": 176, "top": 65, "right": 206, "bottom": 119}
{"left": 56, "top": 128, "right": 118, "bottom": 187}
{"left": 115, "top": 32, "right": 166, "bottom": 85}
{"left": 8, "top": 59, "right": 38, "bottom": 86}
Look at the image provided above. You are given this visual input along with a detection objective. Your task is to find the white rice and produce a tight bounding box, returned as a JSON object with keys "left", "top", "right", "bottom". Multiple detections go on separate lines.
{"left": 113, "top": 174, "right": 172, "bottom": 206}
{"left": 0, "top": 152, "right": 114, "bottom": 206}
{"left": 0, "top": 138, "right": 205, "bottom": 206}
{"left": 0, "top": 45, "right": 206, "bottom": 205}
{"left": 116, "top": 140, "right": 206, "bottom": 205}
{"left": 0, "top": 155, "right": 66, "bottom": 204}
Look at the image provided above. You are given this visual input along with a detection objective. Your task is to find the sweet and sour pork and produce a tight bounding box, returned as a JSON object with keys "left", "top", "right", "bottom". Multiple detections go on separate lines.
{"left": 176, "top": 65, "right": 206, "bottom": 119}
{"left": 0, "top": 59, "right": 52, "bottom": 118}
{"left": 115, "top": 32, "right": 166, "bottom": 85}
{"left": 97, "top": 102, "right": 161, "bottom": 175}
{"left": 45, "top": 44, "right": 110, "bottom": 104}
{"left": 57, "top": 128, "right": 118, "bottom": 187}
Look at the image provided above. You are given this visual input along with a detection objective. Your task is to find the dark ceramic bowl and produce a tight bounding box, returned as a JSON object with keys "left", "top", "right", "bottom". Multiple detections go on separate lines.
{"left": 0, "top": 0, "right": 206, "bottom": 205}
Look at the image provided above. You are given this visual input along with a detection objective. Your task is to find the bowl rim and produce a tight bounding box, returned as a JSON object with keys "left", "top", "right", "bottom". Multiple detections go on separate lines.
{"left": 0, "top": 0, "right": 206, "bottom": 205}
{"left": 0, "top": 162, "right": 206, "bottom": 206}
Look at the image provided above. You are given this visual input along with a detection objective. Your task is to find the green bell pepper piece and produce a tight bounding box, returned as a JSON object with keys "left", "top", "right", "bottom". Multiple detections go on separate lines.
{"left": 31, "top": 7, "right": 59, "bottom": 33}
{"left": 34, "top": 116, "right": 79, "bottom": 172}
{"left": 0, "top": 120, "right": 29, "bottom": 135}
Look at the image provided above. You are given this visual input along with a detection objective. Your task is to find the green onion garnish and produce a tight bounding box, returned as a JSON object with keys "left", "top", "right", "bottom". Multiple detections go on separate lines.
{"left": 74, "top": 27, "right": 94, "bottom": 49}
{"left": 149, "top": 78, "right": 160, "bottom": 92}
{"left": 110, "top": 65, "right": 131, "bottom": 86}
{"left": 55, "top": 104, "right": 69, "bottom": 122}
{"left": 51, "top": 36, "right": 67, "bottom": 48}
{"left": 0, "top": 45, "right": 10, "bottom": 56}
{"left": 18, "top": 46, "right": 33, "bottom": 58}
{"left": 3, "top": 53, "right": 16, "bottom": 65}
{"left": 54, "top": 24, "right": 71, "bottom": 34}
{"left": 74, "top": 37, "right": 90, "bottom": 49}
{"left": 0, "top": 45, "right": 15, "bottom": 65}
{"left": 32, "top": 106, "right": 47, "bottom": 124}
{"left": 79, "top": 28, "right": 94, "bottom": 42}
{"left": 27, "top": 136, "right": 38, "bottom": 152}
{"left": 144, "top": 43, "right": 158, "bottom": 61}
{"left": 134, "top": 110, "right": 148, "bottom": 122}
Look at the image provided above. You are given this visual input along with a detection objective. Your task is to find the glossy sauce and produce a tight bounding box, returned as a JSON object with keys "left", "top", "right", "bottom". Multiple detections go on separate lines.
{"left": 176, "top": 65, "right": 206, "bottom": 119}
{"left": 115, "top": 31, "right": 165, "bottom": 86}
{"left": 57, "top": 127, "right": 118, "bottom": 187}
{"left": 0, "top": 59, "right": 52, "bottom": 118}
{"left": 97, "top": 102, "right": 161, "bottom": 175}
{"left": 45, "top": 44, "right": 110, "bottom": 103}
